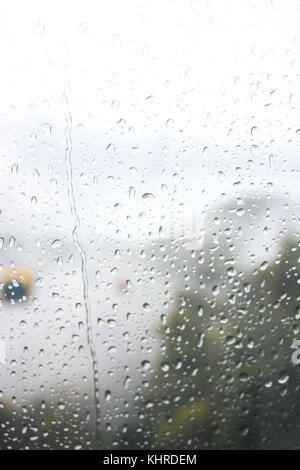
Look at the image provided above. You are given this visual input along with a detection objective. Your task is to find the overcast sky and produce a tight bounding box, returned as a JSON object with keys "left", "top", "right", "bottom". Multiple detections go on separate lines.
{"left": 0, "top": 0, "right": 300, "bottom": 240}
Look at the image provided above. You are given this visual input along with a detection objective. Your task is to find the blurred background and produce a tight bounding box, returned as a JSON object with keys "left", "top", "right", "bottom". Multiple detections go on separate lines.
{"left": 1, "top": 0, "right": 300, "bottom": 449}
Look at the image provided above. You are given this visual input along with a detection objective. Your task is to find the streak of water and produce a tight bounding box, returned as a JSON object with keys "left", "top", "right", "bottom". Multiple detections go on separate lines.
{"left": 62, "top": 72, "right": 101, "bottom": 449}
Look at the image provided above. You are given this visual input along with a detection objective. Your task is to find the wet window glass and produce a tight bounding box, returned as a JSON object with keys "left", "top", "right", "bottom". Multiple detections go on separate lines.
{"left": 1, "top": 0, "right": 300, "bottom": 450}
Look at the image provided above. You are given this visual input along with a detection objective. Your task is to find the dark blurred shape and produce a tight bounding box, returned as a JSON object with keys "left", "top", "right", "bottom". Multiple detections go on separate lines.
{"left": 1, "top": 265, "right": 33, "bottom": 304}
{"left": 3, "top": 281, "right": 26, "bottom": 301}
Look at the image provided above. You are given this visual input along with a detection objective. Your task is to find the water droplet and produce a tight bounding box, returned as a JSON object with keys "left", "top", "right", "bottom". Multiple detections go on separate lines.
{"left": 142, "top": 193, "right": 155, "bottom": 201}
{"left": 160, "top": 362, "right": 170, "bottom": 372}
{"left": 166, "top": 118, "right": 174, "bottom": 128}
{"left": 51, "top": 239, "right": 62, "bottom": 249}
{"left": 278, "top": 372, "right": 289, "bottom": 384}
{"left": 141, "top": 360, "right": 151, "bottom": 370}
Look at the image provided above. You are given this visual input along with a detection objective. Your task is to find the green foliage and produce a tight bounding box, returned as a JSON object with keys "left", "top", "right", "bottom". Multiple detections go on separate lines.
{"left": 126, "top": 236, "right": 300, "bottom": 449}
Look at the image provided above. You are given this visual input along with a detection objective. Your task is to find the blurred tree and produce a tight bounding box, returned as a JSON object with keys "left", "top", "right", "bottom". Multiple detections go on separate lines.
{"left": 124, "top": 236, "right": 300, "bottom": 450}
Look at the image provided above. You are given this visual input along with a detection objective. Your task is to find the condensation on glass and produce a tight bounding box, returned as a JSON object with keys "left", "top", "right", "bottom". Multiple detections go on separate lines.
{"left": 0, "top": 0, "right": 300, "bottom": 450}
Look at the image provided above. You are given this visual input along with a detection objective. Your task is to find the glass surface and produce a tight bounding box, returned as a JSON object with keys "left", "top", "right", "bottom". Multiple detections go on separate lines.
{"left": 1, "top": 0, "right": 300, "bottom": 450}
